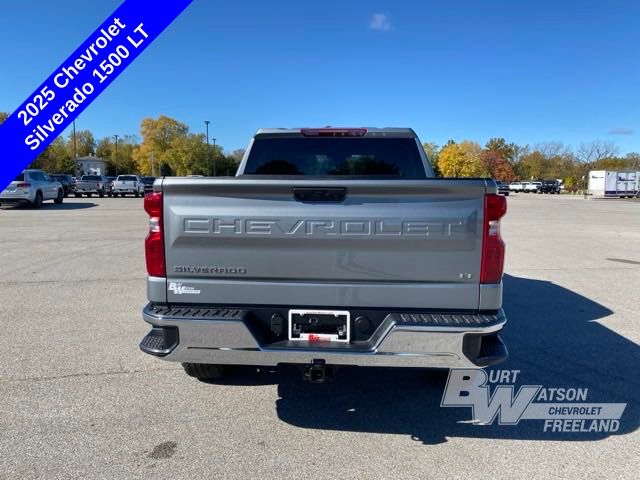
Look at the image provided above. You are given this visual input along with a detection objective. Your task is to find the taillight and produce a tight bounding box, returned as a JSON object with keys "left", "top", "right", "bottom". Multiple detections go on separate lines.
{"left": 480, "top": 193, "right": 507, "bottom": 284}
{"left": 144, "top": 192, "right": 165, "bottom": 277}
{"left": 300, "top": 128, "right": 367, "bottom": 137}
{"left": 16, "top": 183, "right": 31, "bottom": 188}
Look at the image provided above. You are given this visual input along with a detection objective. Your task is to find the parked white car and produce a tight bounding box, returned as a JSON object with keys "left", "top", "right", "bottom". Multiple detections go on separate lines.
{"left": 112, "top": 175, "right": 145, "bottom": 197}
{"left": 0, "top": 170, "right": 64, "bottom": 208}
{"left": 523, "top": 181, "right": 542, "bottom": 193}
{"left": 509, "top": 181, "right": 524, "bottom": 192}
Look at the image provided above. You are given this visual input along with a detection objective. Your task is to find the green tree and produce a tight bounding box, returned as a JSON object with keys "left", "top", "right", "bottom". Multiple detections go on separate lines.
{"left": 98, "top": 135, "right": 139, "bottom": 175}
{"left": 485, "top": 138, "right": 516, "bottom": 163}
{"left": 67, "top": 129, "right": 96, "bottom": 157}
{"left": 29, "top": 137, "right": 74, "bottom": 172}
{"left": 165, "top": 134, "right": 209, "bottom": 176}
{"left": 422, "top": 142, "right": 441, "bottom": 175}
{"left": 516, "top": 151, "right": 547, "bottom": 180}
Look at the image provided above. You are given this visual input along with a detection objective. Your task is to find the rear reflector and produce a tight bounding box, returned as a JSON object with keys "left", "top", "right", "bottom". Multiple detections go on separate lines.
{"left": 144, "top": 192, "right": 165, "bottom": 277}
{"left": 301, "top": 128, "right": 367, "bottom": 137}
{"left": 16, "top": 183, "right": 31, "bottom": 188}
{"left": 480, "top": 194, "right": 507, "bottom": 284}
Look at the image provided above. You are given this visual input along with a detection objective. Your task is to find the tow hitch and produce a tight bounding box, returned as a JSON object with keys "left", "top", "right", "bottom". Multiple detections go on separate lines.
{"left": 303, "top": 360, "right": 332, "bottom": 383}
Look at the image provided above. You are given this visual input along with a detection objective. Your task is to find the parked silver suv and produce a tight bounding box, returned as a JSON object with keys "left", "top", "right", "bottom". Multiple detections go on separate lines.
{"left": 0, "top": 170, "right": 64, "bottom": 208}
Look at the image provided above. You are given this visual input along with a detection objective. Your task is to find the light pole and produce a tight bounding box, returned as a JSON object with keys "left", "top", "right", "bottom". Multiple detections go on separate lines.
{"left": 204, "top": 120, "right": 210, "bottom": 176}
{"left": 213, "top": 138, "right": 217, "bottom": 176}
{"left": 72, "top": 119, "right": 77, "bottom": 159}
{"left": 113, "top": 134, "right": 119, "bottom": 176}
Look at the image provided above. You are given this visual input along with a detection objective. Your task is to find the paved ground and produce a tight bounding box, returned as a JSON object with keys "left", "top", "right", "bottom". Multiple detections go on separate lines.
{"left": 0, "top": 194, "right": 638, "bottom": 479}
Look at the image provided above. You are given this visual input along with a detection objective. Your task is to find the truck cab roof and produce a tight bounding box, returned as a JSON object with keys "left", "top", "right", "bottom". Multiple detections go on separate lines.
{"left": 254, "top": 127, "right": 418, "bottom": 138}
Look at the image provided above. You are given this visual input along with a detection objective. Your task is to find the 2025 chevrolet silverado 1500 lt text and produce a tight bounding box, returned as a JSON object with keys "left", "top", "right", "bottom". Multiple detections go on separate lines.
{"left": 139, "top": 128, "right": 508, "bottom": 382}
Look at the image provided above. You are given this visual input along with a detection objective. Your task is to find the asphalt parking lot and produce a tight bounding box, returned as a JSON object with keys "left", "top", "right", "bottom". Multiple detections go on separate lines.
{"left": 0, "top": 194, "right": 638, "bottom": 479}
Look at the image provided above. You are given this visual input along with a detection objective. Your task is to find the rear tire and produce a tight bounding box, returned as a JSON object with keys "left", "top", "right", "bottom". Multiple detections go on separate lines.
{"left": 74, "top": 193, "right": 81, "bottom": 198}
{"left": 32, "top": 191, "right": 43, "bottom": 209}
{"left": 86, "top": 193, "right": 92, "bottom": 198}
{"left": 182, "top": 363, "right": 224, "bottom": 380}
{"left": 54, "top": 189, "right": 63, "bottom": 204}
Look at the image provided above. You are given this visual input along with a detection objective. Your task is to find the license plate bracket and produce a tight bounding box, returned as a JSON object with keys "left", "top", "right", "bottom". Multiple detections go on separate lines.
{"left": 288, "top": 309, "right": 350, "bottom": 343}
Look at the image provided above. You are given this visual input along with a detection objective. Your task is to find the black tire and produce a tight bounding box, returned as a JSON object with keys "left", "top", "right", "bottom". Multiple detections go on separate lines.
{"left": 32, "top": 191, "right": 43, "bottom": 209}
{"left": 54, "top": 189, "right": 63, "bottom": 204}
{"left": 99, "top": 191, "right": 104, "bottom": 198}
{"left": 86, "top": 193, "right": 92, "bottom": 198}
{"left": 74, "top": 193, "right": 82, "bottom": 198}
{"left": 182, "top": 363, "right": 224, "bottom": 380}
{"left": 134, "top": 192, "right": 139, "bottom": 198}
{"left": 63, "top": 188, "right": 69, "bottom": 198}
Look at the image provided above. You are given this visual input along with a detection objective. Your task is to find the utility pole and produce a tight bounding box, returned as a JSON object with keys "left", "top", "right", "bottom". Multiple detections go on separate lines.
{"left": 113, "top": 134, "right": 119, "bottom": 176}
{"left": 213, "top": 138, "right": 217, "bottom": 176}
{"left": 150, "top": 150, "right": 155, "bottom": 177}
{"left": 72, "top": 119, "right": 78, "bottom": 159}
{"left": 204, "top": 120, "right": 211, "bottom": 176}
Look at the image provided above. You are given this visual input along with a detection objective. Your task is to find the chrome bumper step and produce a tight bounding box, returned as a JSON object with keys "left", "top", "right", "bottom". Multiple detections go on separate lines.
{"left": 141, "top": 304, "right": 507, "bottom": 368}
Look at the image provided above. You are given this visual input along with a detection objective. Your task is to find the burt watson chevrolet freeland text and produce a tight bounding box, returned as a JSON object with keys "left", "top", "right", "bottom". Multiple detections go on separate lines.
{"left": 20, "top": 18, "right": 148, "bottom": 151}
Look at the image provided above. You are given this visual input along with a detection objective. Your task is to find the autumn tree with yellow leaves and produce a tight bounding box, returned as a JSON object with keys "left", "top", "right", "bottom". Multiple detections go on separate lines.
{"left": 436, "top": 141, "right": 484, "bottom": 177}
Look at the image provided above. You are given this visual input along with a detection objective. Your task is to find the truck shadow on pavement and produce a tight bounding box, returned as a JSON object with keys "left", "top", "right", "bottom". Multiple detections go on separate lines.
{"left": 0, "top": 202, "right": 97, "bottom": 210}
{"left": 220, "top": 274, "right": 639, "bottom": 444}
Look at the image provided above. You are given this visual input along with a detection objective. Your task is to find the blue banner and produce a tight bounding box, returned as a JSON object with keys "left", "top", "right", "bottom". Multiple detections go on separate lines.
{"left": 0, "top": 0, "right": 193, "bottom": 190}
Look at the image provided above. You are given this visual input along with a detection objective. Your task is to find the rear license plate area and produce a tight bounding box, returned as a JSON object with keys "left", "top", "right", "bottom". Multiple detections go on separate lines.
{"left": 289, "top": 309, "right": 350, "bottom": 343}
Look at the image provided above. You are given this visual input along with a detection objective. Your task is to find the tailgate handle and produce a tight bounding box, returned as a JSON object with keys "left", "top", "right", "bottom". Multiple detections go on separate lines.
{"left": 293, "top": 187, "right": 346, "bottom": 202}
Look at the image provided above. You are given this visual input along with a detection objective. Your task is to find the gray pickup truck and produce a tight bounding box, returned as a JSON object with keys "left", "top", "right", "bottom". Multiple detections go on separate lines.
{"left": 75, "top": 175, "right": 110, "bottom": 198}
{"left": 139, "top": 128, "right": 508, "bottom": 382}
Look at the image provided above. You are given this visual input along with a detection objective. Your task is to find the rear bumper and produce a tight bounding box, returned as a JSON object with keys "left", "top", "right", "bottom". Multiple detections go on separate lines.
{"left": 0, "top": 192, "right": 33, "bottom": 202}
{"left": 140, "top": 304, "right": 508, "bottom": 368}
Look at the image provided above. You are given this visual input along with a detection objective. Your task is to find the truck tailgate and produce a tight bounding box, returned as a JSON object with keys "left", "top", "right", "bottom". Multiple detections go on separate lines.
{"left": 160, "top": 178, "right": 487, "bottom": 309}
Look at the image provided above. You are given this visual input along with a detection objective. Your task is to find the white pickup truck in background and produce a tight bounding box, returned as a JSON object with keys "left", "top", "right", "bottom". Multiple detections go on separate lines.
{"left": 112, "top": 175, "right": 145, "bottom": 197}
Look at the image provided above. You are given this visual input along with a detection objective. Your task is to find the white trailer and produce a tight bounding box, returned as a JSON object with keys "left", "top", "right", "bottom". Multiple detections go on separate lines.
{"left": 588, "top": 170, "right": 639, "bottom": 197}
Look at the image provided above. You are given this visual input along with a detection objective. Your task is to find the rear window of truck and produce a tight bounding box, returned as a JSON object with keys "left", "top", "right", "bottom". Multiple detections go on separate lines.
{"left": 82, "top": 176, "right": 101, "bottom": 181}
{"left": 244, "top": 137, "right": 426, "bottom": 178}
{"left": 118, "top": 176, "right": 137, "bottom": 181}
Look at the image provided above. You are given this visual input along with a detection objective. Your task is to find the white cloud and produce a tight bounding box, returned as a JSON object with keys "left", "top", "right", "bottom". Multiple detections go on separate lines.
{"left": 608, "top": 128, "right": 633, "bottom": 135}
{"left": 369, "top": 13, "right": 391, "bottom": 31}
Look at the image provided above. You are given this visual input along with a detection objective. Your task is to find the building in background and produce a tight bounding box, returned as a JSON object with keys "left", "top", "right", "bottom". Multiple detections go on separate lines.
{"left": 75, "top": 156, "right": 107, "bottom": 176}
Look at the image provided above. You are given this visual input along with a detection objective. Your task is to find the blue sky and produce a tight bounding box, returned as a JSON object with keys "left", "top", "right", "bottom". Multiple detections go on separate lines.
{"left": 1, "top": 0, "right": 639, "bottom": 153}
